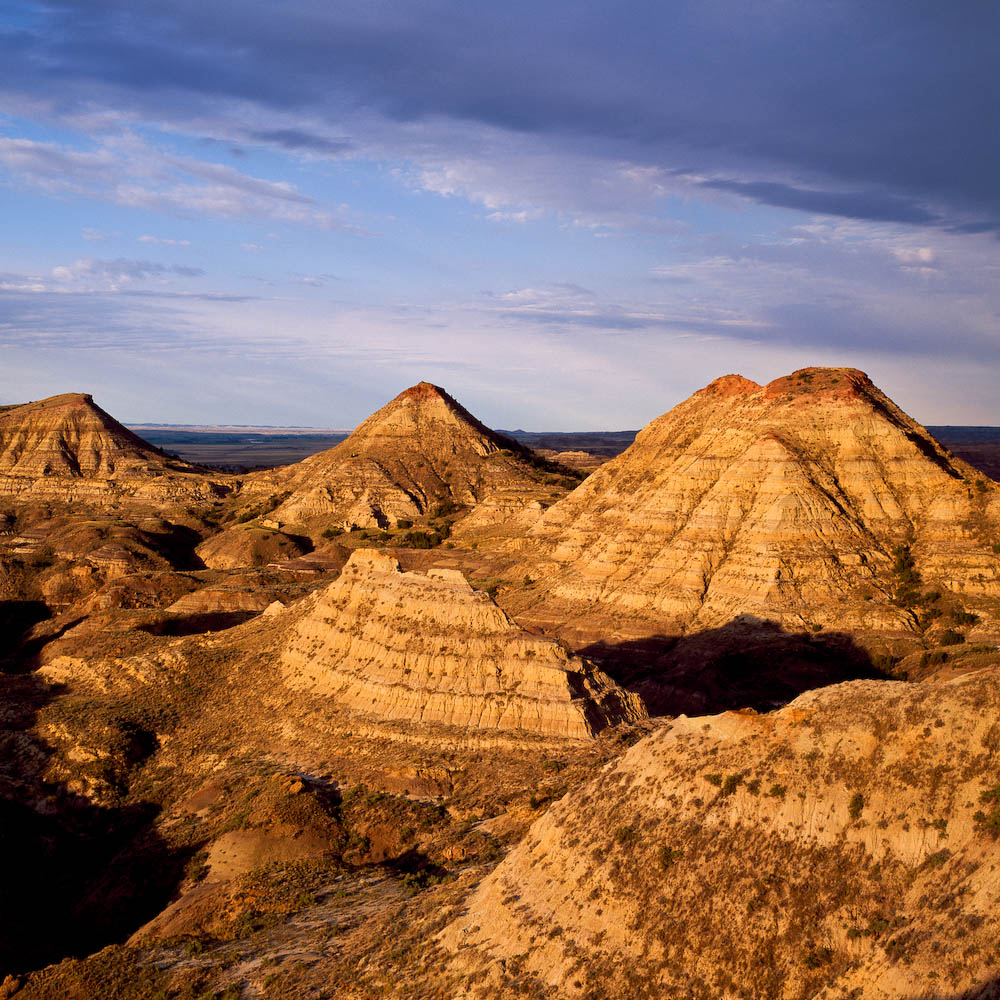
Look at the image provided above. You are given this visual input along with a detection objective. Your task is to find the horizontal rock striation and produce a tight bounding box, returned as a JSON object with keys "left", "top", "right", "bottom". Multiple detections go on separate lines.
{"left": 514, "top": 368, "right": 1000, "bottom": 637}
{"left": 280, "top": 549, "right": 645, "bottom": 737}
{"left": 0, "top": 393, "right": 223, "bottom": 502}
{"left": 443, "top": 668, "right": 1000, "bottom": 998}
{"left": 247, "top": 381, "right": 573, "bottom": 530}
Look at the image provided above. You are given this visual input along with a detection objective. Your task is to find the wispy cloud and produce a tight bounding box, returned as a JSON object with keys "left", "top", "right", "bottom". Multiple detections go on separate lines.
{"left": 50, "top": 257, "right": 205, "bottom": 290}
{"left": 139, "top": 234, "right": 191, "bottom": 246}
{"left": 0, "top": 133, "right": 371, "bottom": 232}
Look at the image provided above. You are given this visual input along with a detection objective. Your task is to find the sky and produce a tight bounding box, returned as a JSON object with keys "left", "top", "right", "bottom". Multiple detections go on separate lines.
{"left": 0, "top": 0, "right": 998, "bottom": 430}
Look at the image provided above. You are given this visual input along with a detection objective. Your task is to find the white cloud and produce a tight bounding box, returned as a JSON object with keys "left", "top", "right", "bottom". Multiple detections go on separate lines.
{"left": 50, "top": 257, "right": 205, "bottom": 291}
{"left": 0, "top": 132, "right": 370, "bottom": 233}
{"left": 139, "top": 234, "right": 192, "bottom": 246}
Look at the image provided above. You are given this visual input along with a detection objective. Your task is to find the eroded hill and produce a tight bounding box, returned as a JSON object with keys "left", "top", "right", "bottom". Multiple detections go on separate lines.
{"left": 237, "top": 381, "right": 580, "bottom": 535}
{"left": 508, "top": 368, "right": 1000, "bottom": 646}
{"left": 443, "top": 668, "right": 1000, "bottom": 999}
{"left": 0, "top": 393, "right": 223, "bottom": 503}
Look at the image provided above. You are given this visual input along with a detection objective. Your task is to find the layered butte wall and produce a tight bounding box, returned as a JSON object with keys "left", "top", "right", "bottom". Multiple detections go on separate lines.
{"left": 243, "top": 381, "right": 573, "bottom": 531}
{"left": 443, "top": 668, "right": 1000, "bottom": 998}
{"left": 0, "top": 393, "right": 222, "bottom": 503}
{"left": 279, "top": 549, "right": 645, "bottom": 738}
{"left": 512, "top": 368, "right": 1000, "bottom": 638}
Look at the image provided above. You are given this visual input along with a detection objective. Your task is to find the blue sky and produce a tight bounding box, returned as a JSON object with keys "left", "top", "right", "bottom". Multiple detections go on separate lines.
{"left": 1, "top": 0, "right": 998, "bottom": 429}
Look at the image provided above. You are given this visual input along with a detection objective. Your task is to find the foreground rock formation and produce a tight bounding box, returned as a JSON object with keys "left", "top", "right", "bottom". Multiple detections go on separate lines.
{"left": 514, "top": 368, "right": 1000, "bottom": 640}
{"left": 0, "top": 393, "right": 221, "bottom": 503}
{"left": 244, "top": 381, "right": 577, "bottom": 532}
{"left": 444, "top": 668, "right": 1000, "bottom": 998}
{"left": 279, "top": 549, "right": 645, "bottom": 737}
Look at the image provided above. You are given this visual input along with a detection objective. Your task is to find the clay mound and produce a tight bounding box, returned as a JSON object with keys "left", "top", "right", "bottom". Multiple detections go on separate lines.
{"left": 246, "top": 381, "right": 575, "bottom": 530}
{"left": 443, "top": 668, "right": 1000, "bottom": 998}
{"left": 0, "top": 392, "right": 220, "bottom": 501}
{"left": 165, "top": 575, "right": 287, "bottom": 616}
{"left": 195, "top": 525, "right": 311, "bottom": 570}
{"left": 516, "top": 367, "right": 1000, "bottom": 638}
{"left": 279, "top": 549, "right": 645, "bottom": 738}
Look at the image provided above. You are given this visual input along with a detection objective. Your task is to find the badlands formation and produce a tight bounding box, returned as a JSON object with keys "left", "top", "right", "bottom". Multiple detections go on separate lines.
{"left": 513, "top": 368, "right": 1000, "bottom": 641}
{"left": 444, "top": 669, "right": 1000, "bottom": 999}
{"left": 241, "top": 381, "right": 578, "bottom": 531}
{"left": 0, "top": 393, "right": 219, "bottom": 502}
{"left": 279, "top": 549, "right": 644, "bottom": 737}
{"left": 1, "top": 369, "right": 999, "bottom": 999}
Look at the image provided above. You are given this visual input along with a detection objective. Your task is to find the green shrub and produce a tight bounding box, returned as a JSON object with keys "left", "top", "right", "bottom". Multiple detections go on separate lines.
{"left": 399, "top": 530, "right": 441, "bottom": 549}
{"left": 848, "top": 792, "right": 865, "bottom": 820}
{"left": 430, "top": 499, "right": 460, "bottom": 518}
{"left": 615, "top": 825, "right": 638, "bottom": 847}
{"left": 658, "top": 845, "right": 683, "bottom": 869}
{"left": 721, "top": 773, "right": 743, "bottom": 796}
{"left": 950, "top": 609, "right": 980, "bottom": 626}
{"left": 803, "top": 947, "right": 833, "bottom": 969}
{"left": 939, "top": 628, "right": 966, "bottom": 646}
{"left": 974, "top": 782, "right": 1000, "bottom": 839}
{"left": 891, "top": 544, "right": 922, "bottom": 607}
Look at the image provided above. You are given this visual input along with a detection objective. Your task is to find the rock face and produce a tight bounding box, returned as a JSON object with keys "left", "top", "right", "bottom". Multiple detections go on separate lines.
{"left": 443, "top": 668, "right": 1000, "bottom": 998}
{"left": 249, "top": 382, "right": 573, "bottom": 530}
{"left": 0, "top": 393, "right": 219, "bottom": 502}
{"left": 279, "top": 550, "right": 645, "bottom": 737}
{"left": 515, "top": 368, "right": 1000, "bottom": 639}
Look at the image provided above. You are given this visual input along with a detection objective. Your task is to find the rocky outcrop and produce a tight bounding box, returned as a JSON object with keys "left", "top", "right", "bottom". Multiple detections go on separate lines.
{"left": 246, "top": 382, "right": 576, "bottom": 531}
{"left": 443, "top": 668, "right": 1000, "bottom": 998}
{"left": 514, "top": 368, "right": 1000, "bottom": 639}
{"left": 279, "top": 550, "right": 645, "bottom": 738}
{"left": 0, "top": 393, "right": 225, "bottom": 503}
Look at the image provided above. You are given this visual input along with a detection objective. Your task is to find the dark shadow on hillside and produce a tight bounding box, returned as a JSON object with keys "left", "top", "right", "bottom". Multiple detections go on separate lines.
{"left": 2, "top": 613, "right": 87, "bottom": 674}
{"left": 0, "top": 599, "right": 50, "bottom": 660}
{"left": 144, "top": 520, "right": 207, "bottom": 571}
{"left": 137, "top": 610, "right": 259, "bottom": 636}
{"left": 0, "top": 671, "right": 194, "bottom": 979}
{"left": 580, "top": 615, "right": 893, "bottom": 717}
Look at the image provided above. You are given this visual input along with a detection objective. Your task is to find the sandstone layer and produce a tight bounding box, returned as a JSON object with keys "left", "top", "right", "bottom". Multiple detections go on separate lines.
{"left": 244, "top": 381, "right": 576, "bottom": 531}
{"left": 444, "top": 668, "right": 1000, "bottom": 998}
{"left": 0, "top": 393, "right": 224, "bottom": 503}
{"left": 513, "top": 368, "right": 1000, "bottom": 639}
{"left": 279, "top": 549, "right": 645, "bottom": 737}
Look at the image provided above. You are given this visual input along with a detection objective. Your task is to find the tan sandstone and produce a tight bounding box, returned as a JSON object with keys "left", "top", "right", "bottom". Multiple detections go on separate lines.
{"left": 242, "top": 381, "right": 575, "bottom": 531}
{"left": 0, "top": 393, "right": 225, "bottom": 503}
{"left": 443, "top": 667, "right": 1000, "bottom": 998}
{"left": 511, "top": 368, "right": 1000, "bottom": 639}
{"left": 279, "top": 549, "right": 645, "bottom": 738}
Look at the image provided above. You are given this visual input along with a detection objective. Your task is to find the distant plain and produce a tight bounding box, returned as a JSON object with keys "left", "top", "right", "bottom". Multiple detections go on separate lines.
{"left": 134, "top": 424, "right": 1000, "bottom": 477}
